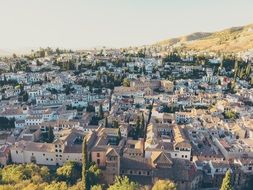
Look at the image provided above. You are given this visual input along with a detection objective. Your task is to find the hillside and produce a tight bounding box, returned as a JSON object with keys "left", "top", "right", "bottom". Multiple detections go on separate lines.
{"left": 157, "top": 32, "right": 212, "bottom": 46}
{"left": 156, "top": 23, "right": 253, "bottom": 53}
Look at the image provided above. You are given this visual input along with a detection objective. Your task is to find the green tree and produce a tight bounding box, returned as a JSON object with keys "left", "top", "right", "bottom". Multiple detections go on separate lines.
{"left": 47, "top": 127, "right": 55, "bottom": 143}
{"left": 223, "top": 110, "right": 238, "bottom": 120}
{"left": 69, "top": 181, "right": 84, "bottom": 190}
{"left": 245, "top": 63, "right": 252, "bottom": 78}
{"left": 233, "top": 61, "right": 239, "bottom": 79}
{"left": 56, "top": 161, "right": 81, "bottom": 184}
{"left": 134, "top": 116, "right": 141, "bottom": 140}
{"left": 117, "top": 128, "right": 121, "bottom": 144}
{"left": 239, "top": 67, "right": 245, "bottom": 79}
{"left": 140, "top": 112, "right": 145, "bottom": 137}
{"left": 0, "top": 117, "right": 15, "bottom": 130}
{"left": 45, "top": 181, "right": 68, "bottom": 190}
{"left": 122, "top": 78, "right": 130, "bottom": 87}
{"left": 91, "top": 185, "right": 103, "bottom": 190}
{"left": 87, "top": 164, "right": 101, "bottom": 187}
{"left": 152, "top": 180, "right": 176, "bottom": 190}
{"left": 86, "top": 105, "right": 95, "bottom": 112}
{"left": 112, "top": 120, "right": 119, "bottom": 128}
{"left": 98, "top": 104, "right": 104, "bottom": 119}
{"left": 108, "top": 176, "right": 139, "bottom": 190}
{"left": 40, "top": 166, "right": 50, "bottom": 181}
{"left": 9, "top": 64, "right": 13, "bottom": 72}
{"left": 220, "top": 170, "right": 233, "bottom": 190}
{"left": 22, "top": 92, "right": 29, "bottom": 102}
{"left": 0, "top": 163, "right": 50, "bottom": 184}
{"left": 142, "top": 65, "right": 146, "bottom": 75}
{"left": 82, "top": 139, "right": 88, "bottom": 190}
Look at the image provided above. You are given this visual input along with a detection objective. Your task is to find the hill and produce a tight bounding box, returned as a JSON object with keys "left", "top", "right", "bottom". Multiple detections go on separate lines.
{"left": 155, "top": 23, "right": 253, "bottom": 53}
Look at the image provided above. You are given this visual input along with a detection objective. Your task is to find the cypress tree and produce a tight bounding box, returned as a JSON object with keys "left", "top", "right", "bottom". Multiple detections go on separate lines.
{"left": 140, "top": 112, "right": 145, "bottom": 138}
{"left": 117, "top": 128, "right": 121, "bottom": 144}
{"left": 220, "top": 170, "right": 233, "bottom": 190}
{"left": 48, "top": 127, "right": 54, "bottom": 143}
{"left": 104, "top": 117, "right": 108, "bottom": 128}
{"left": 82, "top": 138, "right": 88, "bottom": 190}
{"left": 98, "top": 104, "right": 104, "bottom": 119}
{"left": 233, "top": 61, "right": 239, "bottom": 80}
{"left": 245, "top": 63, "right": 252, "bottom": 78}
{"left": 135, "top": 116, "right": 141, "bottom": 140}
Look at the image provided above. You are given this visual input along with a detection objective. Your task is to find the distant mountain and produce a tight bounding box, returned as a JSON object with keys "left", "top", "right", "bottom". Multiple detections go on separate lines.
{"left": 157, "top": 32, "right": 212, "bottom": 46}
{"left": 155, "top": 23, "right": 253, "bottom": 53}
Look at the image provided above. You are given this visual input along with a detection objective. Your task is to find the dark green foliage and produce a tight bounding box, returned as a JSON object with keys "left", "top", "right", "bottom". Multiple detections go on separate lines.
{"left": 104, "top": 117, "right": 108, "bottom": 128}
{"left": 47, "top": 127, "right": 55, "bottom": 143}
{"left": 0, "top": 161, "right": 101, "bottom": 189}
{"left": 112, "top": 120, "right": 119, "bottom": 128}
{"left": 163, "top": 53, "right": 181, "bottom": 62}
{"left": 152, "top": 179, "right": 176, "bottom": 190}
{"left": 223, "top": 110, "right": 239, "bottom": 120}
{"left": 108, "top": 176, "right": 139, "bottom": 190}
{"left": 140, "top": 112, "right": 145, "bottom": 137}
{"left": 0, "top": 163, "right": 50, "bottom": 184}
{"left": 0, "top": 117, "right": 15, "bottom": 130}
{"left": 22, "top": 92, "right": 29, "bottom": 102}
{"left": 87, "top": 164, "right": 101, "bottom": 188}
{"left": 86, "top": 105, "right": 95, "bottom": 112}
{"left": 122, "top": 78, "right": 130, "bottom": 87}
{"left": 89, "top": 116, "right": 100, "bottom": 125}
{"left": 117, "top": 128, "right": 122, "bottom": 144}
{"left": 220, "top": 170, "right": 233, "bottom": 190}
{"left": 98, "top": 104, "right": 104, "bottom": 119}
{"left": 56, "top": 161, "right": 81, "bottom": 185}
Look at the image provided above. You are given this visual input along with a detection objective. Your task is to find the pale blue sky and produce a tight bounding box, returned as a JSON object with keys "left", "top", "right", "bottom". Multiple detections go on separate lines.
{"left": 0, "top": 0, "right": 253, "bottom": 50}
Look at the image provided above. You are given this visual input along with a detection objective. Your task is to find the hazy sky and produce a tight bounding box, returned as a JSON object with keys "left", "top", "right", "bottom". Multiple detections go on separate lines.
{"left": 0, "top": 0, "right": 253, "bottom": 50}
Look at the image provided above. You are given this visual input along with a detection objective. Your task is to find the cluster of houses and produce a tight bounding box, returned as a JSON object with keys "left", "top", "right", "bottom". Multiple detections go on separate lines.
{"left": 0, "top": 50, "right": 252, "bottom": 189}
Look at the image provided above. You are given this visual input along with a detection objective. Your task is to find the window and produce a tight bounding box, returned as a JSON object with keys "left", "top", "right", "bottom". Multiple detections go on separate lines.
{"left": 16, "top": 151, "right": 18, "bottom": 154}
{"left": 97, "top": 153, "right": 100, "bottom": 157}
{"left": 51, "top": 158, "right": 53, "bottom": 161}
{"left": 46, "top": 158, "right": 48, "bottom": 161}
{"left": 43, "top": 154, "right": 45, "bottom": 156}
{"left": 97, "top": 159, "right": 100, "bottom": 165}
{"left": 59, "top": 149, "right": 62, "bottom": 152}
